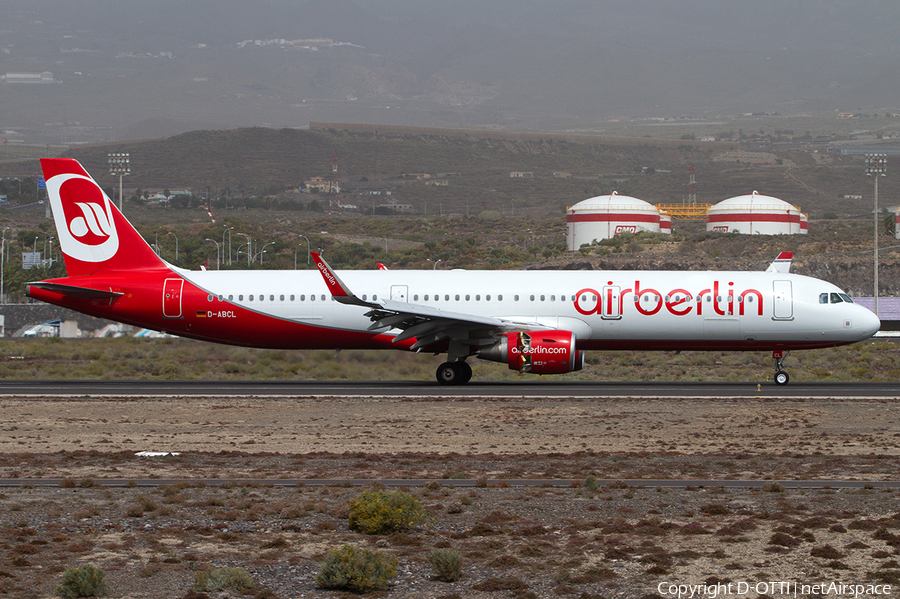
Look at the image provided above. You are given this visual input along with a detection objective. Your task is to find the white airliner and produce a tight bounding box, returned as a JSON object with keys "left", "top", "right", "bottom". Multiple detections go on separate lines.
{"left": 27, "top": 158, "right": 880, "bottom": 385}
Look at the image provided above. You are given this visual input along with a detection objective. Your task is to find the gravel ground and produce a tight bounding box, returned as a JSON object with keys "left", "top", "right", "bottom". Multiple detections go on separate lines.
{"left": 1, "top": 395, "right": 899, "bottom": 598}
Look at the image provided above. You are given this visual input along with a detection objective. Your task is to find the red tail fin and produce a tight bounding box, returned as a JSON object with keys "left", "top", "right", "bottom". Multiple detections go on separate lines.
{"left": 41, "top": 158, "right": 165, "bottom": 276}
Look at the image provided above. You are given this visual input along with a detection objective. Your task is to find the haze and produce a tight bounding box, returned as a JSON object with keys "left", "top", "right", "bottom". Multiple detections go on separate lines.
{"left": 1, "top": 0, "right": 898, "bottom": 142}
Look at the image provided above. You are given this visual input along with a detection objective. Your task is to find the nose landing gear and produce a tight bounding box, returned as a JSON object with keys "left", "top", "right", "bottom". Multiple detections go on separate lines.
{"left": 773, "top": 350, "right": 790, "bottom": 385}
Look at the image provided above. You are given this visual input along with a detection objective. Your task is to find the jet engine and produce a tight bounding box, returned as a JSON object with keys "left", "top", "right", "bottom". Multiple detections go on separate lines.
{"left": 478, "top": 330, "right": 584, "bottom": 374}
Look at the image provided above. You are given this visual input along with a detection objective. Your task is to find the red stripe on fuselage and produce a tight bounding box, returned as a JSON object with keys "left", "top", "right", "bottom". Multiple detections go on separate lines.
{"left": 26, "top": 272, "right": 439, "bottom": 351}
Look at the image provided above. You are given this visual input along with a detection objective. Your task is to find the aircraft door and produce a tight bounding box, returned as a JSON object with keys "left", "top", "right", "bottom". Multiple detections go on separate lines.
{"left": 601, "top": 285, "right": 622, "bottom": 320}
{"left": 391, "top": 285, "right": 408, "bottom": 302}
{"left": 773, "top": 280, "right": 793, "bottom": 320}
{"left": 163, "top": 278, "right": 184, "bottom": 318}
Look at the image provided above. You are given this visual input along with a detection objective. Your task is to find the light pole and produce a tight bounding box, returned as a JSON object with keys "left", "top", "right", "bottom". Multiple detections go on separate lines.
{"left": 865, "top": 153, "right": 887, "bottom": 316}
{"left": 205, "top": 239, "right": 220, "bottom": 270}
{"left": 223, "top": 226, "right": 234, "bottom": 267}
{"left": 154, "top": 228, "right": 167, "bottom": 257}
{"left": 299, "top": 235, "right": 309, "bottom": 267}
{"left": 107, "top": 152, "right": 130, "bottom": 211}
{"left": 0, "top": 227, "right": 8, "bottom": 304}
{"left": 428, "top": 258, "right": 442, "bottom": 270}
{"left": 258, "top": 242, "right": 275, "bottom": 265}
{"left": 383, "top": 236, "right": 388, "bottom": 253}
{"left": 235, "top": 243, "right": 248, "bottom": 264}
{"left": 44, "top": 236, "right": 54, "bottom": 266}
{"left": 166, "top": 231, "right": 178, "bottom": 262}
{"left": 236, "top": 233, "right": 251, "bottom": 266}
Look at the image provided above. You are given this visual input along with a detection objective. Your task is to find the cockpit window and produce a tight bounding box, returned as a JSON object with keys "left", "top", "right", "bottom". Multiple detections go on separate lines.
{"left": 830, "top": 293, "right": 843, "bottom": 304}
{"left": 819, "top": 293, "right": 828, "bottom": 304}
{"left": 839, "top": 293, "right": 853, "bottom": 303}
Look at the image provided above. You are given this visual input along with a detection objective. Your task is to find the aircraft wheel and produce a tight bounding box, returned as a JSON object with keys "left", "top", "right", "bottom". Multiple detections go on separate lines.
{"left": 436, "top": 362, "right": 460, "bottom": 385}
{"left": 457, "top": 361, "right": 473, "bottom": 384}
{"left": 774, "top": 370, "right": 790, "bottom": 386}
{"left": 436, "top": 361, "right": 472, "bottom": 385}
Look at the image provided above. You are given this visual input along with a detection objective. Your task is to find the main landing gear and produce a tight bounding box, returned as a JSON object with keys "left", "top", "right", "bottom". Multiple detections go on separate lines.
{"left": 773, "top": 350, "right": 790, "bottom": 385}
{"left": 436, "top": 361, "right": 472, "bottom": 385}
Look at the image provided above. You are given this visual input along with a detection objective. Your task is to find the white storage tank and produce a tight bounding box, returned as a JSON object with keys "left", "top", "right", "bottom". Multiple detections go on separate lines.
{"left": 659, "top": 211, "right": 672, "bottom": 235}
{"left": 706, "top": 191, "right": 805, "bottom": 235}
{"left": 566, "top": 192, "right": 662, "bottom": 250}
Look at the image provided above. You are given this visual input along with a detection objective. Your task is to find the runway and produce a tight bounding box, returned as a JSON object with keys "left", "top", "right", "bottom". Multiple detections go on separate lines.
{"left": 0, "top": 379, "right": 897, "bottom": 397}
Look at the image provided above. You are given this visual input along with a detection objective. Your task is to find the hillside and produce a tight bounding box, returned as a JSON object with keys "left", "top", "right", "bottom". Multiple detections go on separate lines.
{"left": 0, "top": 127, "right": 896, "bottom": 301}
{"left": 2, "top": 125, "right": 893, "bottom": 219}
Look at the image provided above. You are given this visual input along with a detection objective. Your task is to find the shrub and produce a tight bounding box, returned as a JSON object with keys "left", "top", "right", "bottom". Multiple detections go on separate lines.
{"left": 429, "top": 548, "right": 463, "bottom": 582}
{"left": 193, "top": 567, "right": 255, "bottom": 593}
{"left": 56, "top": 564, "right": 109, "bottom": 598}
{"left": 348, "top": 489, "right": 426, "bottom": 534}
{"left": 761, "top": 482, "right": 785, "bottom": 493}
{"left": 316, "top": 544, "right": 398, "bottom": 593}
{"left": 585, "top": 475, "right": 599, "bottom": 491}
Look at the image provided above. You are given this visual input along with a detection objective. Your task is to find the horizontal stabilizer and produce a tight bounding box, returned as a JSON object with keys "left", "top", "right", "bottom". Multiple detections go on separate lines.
{"left": 26, "top": 281, "right": 124, "bottom": 300}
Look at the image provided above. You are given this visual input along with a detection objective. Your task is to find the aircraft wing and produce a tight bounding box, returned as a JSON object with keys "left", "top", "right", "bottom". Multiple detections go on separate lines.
{"left": 311, "top": 252, "right": 547, "bottom": 351}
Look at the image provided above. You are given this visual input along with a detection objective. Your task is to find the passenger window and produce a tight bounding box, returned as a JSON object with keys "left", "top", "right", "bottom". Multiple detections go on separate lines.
{"left": 322, "top": 295, "right": 327, "bottom": 301}
{"left": 530, "top": 295, "right": 535, "bottom": 301}
{"left": 445, "top": 294, "right": 450, "bottom": 301}
{"left": 514, "top": 295, "right": 519, "bottom": 301}
{"left": 290, "top": 295, "right": 295, "bottom": 301}
{"left": 207, "top": 294, "right": 213, "bottom": 302}
{"left": 540, "top": 295, "right": 545, "bottom": 301}
{"left": 550, "top": 295, "right": 555, "bottom": 301}
{"left": 300, "top": 295, "right": 305, "bottom": 301}
{"left": 830, "top": 293, "right": 843, "bottom": 304}
{"left": 465, "top": 294, "right": 470, "bottom": 301}
{"left": 498, "top": 295, "right": 503, "bottom": 301}
{"left": 455, "top": 294, "right": 460, "bottom": 301}
{"left": 279, "top": 295, "right": 284, "bottom": 301}
{"left": 239, "top": 295, "right": 244, "bottom": 301}
{"left": 424, "top": 294, "right": 429, "bottom": 301}
{"left": 486, "top": 295, "right": 491, "bottom": 301}
{"left": 311, "top": 295, "right": 315, "bottom": 301}
{"left": 370, "top": 294, "right": 375, "bottom": 301}
{"left": 249, "top": 295, "right": 254, "bottom": 301}
{"left": 820, "top": 293, "right": 829, "bottom": 304}
{"left": 476, "top": 294, "right": 480, "bottom": 301}
{"left": 228, "top": 295, "right": 233, "bottom": 301}
{"left": 413, "top": 294, "right": 418, "bottom": 301}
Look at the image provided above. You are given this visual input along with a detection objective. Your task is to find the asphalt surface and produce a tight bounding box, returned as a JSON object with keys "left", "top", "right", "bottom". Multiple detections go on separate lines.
{"left": 0, "top": 379, "right": 897, "bottom": 397}
{"left": 0, "top": 478, "right": 897, "bottom": 489}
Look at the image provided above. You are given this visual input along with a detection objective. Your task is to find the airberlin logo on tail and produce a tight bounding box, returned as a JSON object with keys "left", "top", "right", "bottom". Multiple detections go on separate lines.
{"left": 47, "top": 173, "right": 119, "bottom": 262}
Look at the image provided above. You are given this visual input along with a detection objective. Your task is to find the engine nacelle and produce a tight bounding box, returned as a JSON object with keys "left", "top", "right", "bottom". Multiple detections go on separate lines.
{"left": 478, "top": 330, "right": 585, "bottom": 375}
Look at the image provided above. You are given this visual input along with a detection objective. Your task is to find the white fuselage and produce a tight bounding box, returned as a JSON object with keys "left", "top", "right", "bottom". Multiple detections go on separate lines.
{"left": 176, "top": 267, "right": 879, "bottom": 350}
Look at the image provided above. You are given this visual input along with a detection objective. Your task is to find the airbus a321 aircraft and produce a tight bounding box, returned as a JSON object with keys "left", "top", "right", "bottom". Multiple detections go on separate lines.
{"left": 27, "top": 158, "right": 880, "bottom": 385}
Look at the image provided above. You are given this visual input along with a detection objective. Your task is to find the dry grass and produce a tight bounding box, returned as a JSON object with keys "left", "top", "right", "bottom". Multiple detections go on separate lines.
{"left": 1, "top": 336, "right": 898, "bottom": 382}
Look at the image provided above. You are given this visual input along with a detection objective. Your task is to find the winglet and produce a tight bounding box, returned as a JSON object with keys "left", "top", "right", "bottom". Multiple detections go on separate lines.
{"left": 765, "top": 251, "right": 793, "bottom": 274}
{"left": 311, "top": 252, "right": 376, "bottom": 307}
{"left": 377, "top": 263, "right": 388, "bottom": 270}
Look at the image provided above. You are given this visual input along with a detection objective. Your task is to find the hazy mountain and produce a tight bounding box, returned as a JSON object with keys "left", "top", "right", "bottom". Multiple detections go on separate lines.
{"left": 1, "top": 0, "right": 898, "bottom": 141}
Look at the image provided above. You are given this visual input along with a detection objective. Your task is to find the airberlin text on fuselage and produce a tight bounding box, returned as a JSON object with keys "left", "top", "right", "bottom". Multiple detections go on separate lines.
{"left": 574, "top": 280, "right": 764, "bottom": 318}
